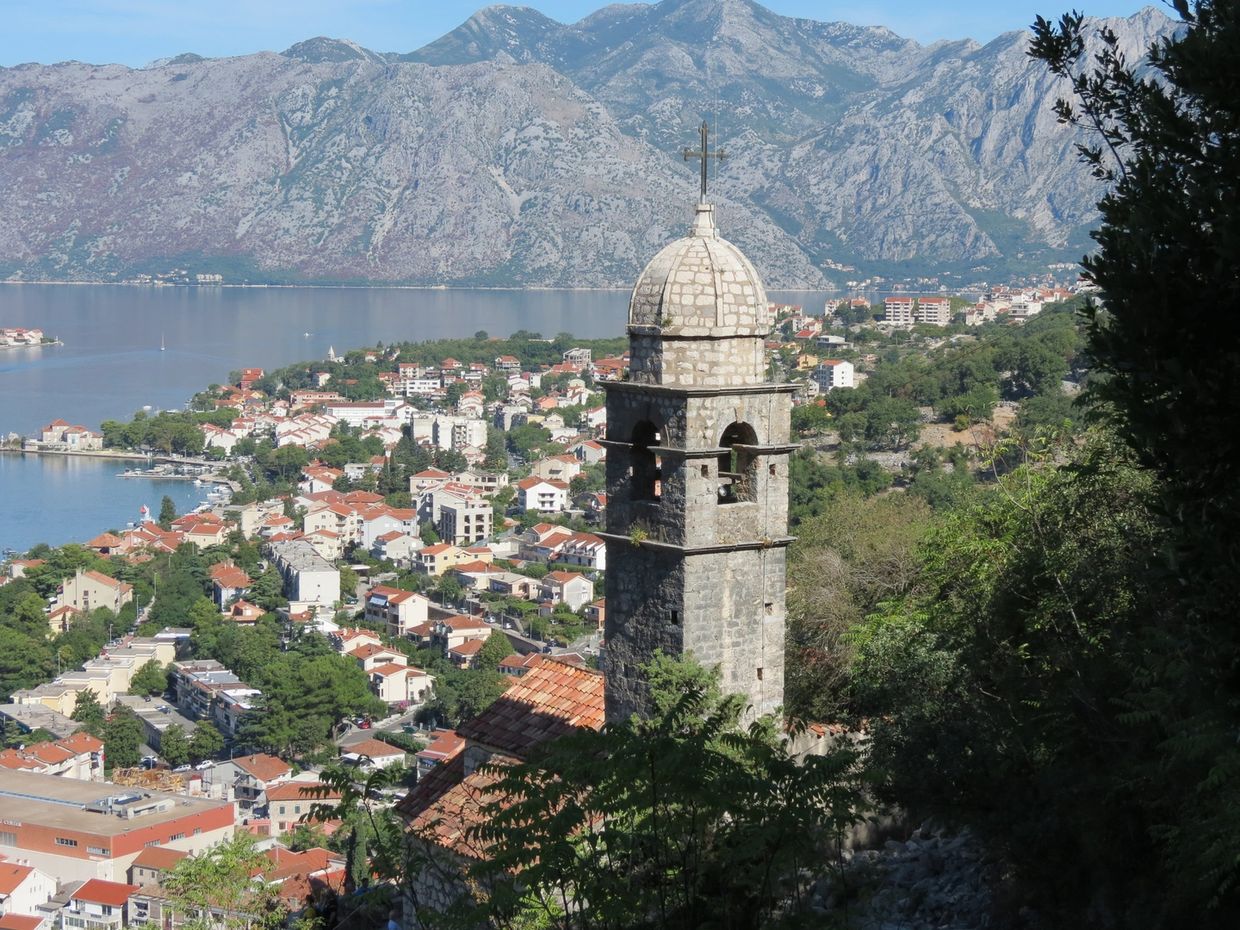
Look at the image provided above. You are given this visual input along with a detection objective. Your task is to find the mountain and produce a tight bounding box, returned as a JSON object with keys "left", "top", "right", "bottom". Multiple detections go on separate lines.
{"left": 0, "top": 1, "right": 1175, "bottom": 287}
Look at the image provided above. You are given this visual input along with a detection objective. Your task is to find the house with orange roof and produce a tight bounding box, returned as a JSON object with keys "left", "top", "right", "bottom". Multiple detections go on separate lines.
{"left": 413, "top": 729, "right": 464, "bottom": 780}
{"left": 46, "top": 604, "right": 79, "bottom": 636}
{"left": 341, "top": 738, "right": 407, "bottom": 771}
{"left": 515, "top": 476, "right": 569, "bottom": 513}
{"left": 170, "top": 513, "right": 233, "bottom": 548}
{"left": 539, "top": 571, "right": 595, "bottom": 612}
{"left": 85, "top": 533, "right": 125, "bottom": 557}
{"left": 226, "top": 600, "right": 264, "bottom": 625}
{"left": 209, "top": 561, "right": 252, "bottom": 608}
{"left": 0, "top": 861, "right": 56, "bottom": 917}
{"left": 584, "top": 597, "right": 605, "bottom": 632}
{"left": 223, "top": 752, "right": 292, "bottom": 810}
{"left": 516, "top": 523, "right": 575, "bottom": 563}
{"left": 430, "top": 615, "right": 491, "bottom": 654}
{"left": 372, "top": 529, "right": 419, "bottom": 563}
{"left": 414, "top": 543, "right": 465, "bottom": 577}
{"left": 62, "top": 879, "right": 139, "bottom": 930}
{"left": 126, "top": 846, "right": 189, "bottom": 887}
{"left": 447, "top": 637, "right": 487, "bottom": 670}
{"left": 331, "top": 628, "right": 383, "bottom": 654}
{"left": 60, "top": 569, "right": 132, "bottom": 614}
{"left": 363, "top": 586, "right": 430, "bottom": 639}
{"left": 346, "top": 642, "right": 407, "bottom": 673}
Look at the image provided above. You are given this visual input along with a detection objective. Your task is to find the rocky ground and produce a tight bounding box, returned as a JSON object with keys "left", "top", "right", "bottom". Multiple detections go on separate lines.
{"left": 812, "top": 824, "right": 1007, "bottom": 929}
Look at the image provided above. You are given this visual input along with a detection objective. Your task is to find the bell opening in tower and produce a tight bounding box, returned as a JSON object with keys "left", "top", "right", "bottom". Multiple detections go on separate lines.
{"left": 630, "top": 420, "right": 662, "bottom": 502}
{"left": 717, "top": 421, "right": 758, "bottom": 504}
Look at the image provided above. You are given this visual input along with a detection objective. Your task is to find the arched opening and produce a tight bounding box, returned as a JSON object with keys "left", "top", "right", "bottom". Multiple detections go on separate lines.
{"left": 630, "top": 420, "right": 662, "bottom": 501}
{"left": 718, "top": 421, "right": 759, "bottom": 504}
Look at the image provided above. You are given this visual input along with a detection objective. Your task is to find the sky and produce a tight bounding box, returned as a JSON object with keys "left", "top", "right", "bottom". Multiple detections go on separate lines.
{"left": 1, "top": 0, "right": 1159, "bottom": 68}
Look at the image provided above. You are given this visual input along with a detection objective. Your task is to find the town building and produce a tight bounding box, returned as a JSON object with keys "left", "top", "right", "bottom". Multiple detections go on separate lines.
{"left": 363, "top": 586, "right": 430, "bottom": 639}
{"left": 60, "top": 570, "right": 132, "bottom": 614}
{"left": 915, "top": 296, "right": 952, "bottom": 326}
{"left": 0, "top": 770, "right": 234, "bottom": 883}
{"left": 883, "top": 295, "right": 916, "bottom": 328}
{"left": 601, "top": 196, "right": 789, "bottom": 722}
{"left": 810, "top": 359, "right": 854, "bottom": 392}
{"left": 268, "top": 540, "right": 340, "bottom": 609}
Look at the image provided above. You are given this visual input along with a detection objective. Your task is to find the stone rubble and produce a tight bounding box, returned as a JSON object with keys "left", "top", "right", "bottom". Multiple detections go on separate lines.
{"left": 812, "top": 824, "right": 1002, "bottom": 930}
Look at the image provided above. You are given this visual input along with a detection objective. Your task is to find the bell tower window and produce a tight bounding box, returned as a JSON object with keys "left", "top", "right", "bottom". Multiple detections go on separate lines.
{"left": 717, "top": 422, "right": 758, "bottom": 504}
{"left": 630, "top": 420, "right": 662, "bottom": 501}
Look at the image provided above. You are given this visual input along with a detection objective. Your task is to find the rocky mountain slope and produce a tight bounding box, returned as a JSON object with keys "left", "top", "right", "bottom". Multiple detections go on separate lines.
{"left": 0, "top": 0, "right": 1172, "bottom": 287}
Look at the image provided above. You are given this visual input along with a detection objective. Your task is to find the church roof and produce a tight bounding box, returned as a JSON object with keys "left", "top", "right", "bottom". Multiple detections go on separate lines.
{"left": 628, "top": 202, "right": 769, "bottom": 336}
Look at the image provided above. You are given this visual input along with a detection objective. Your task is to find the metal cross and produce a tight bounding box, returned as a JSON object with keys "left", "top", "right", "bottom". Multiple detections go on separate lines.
{"left": 683, "top": 120, "right": 727, "bottom": 202}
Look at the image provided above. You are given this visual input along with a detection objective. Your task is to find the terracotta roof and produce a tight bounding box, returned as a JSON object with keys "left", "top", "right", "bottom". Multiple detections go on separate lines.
{"left": 58, "top": 731, "right": 103, "bottom": 753}
{"left": 348, "top": 643, "right": 401, "bottom": 661}
{"left": 400, "top": 757, "right": 507, "bottom": 860}
{"left": 131, "top": 846, "right": 189, "bottom": 871}
{"left": 345, "top": 738, "right": 405, "bottom": 758}
{"left": 438, "top": 614, "right": 489, "bottom": 631}
{"left": 210, "top": 563, "right": 252, "bottom": 589}
{"left": 78, "top": 570, "right": 129, "bottom": 591}
{"left": 370, "top": 662, "right": 412, "bottom": 678}
{"left": 73, "top": 880, "right": 139, "bottom": 907}
{"left": 456, "top": 656, "right": 605, "bottom": 756}
{"left": 0, "top": 863, "right": 33, "bottom": 895}
{"left": 265, "top": 781, "right": 340, "bottom": 803}
{"left": 86, "top": 533, "right": 124, "bottom": 549}
{"left": 0, "top": 916, "right": 44, "bottom": 930}
{"left": 416, "top": 728, "right": 465, "bottom": 763}
{"left": 232, "top": 752, "right": 292, "bottom": 783}
{"left": 449, "top": 638, "right": 485, "bottom": 657}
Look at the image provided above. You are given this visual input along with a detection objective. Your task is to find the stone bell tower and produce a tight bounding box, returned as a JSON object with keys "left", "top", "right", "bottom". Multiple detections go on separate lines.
{"left": 600, "top": 149, "right": 794, "bottom": 722}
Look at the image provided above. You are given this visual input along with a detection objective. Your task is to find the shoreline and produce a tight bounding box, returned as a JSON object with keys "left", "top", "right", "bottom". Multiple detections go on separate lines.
{"left": 0, "top": 446, "right": 152, "bottom": 462}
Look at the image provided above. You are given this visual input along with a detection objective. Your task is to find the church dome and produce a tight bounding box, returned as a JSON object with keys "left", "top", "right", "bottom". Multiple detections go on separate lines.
{"left": 628, "top": 203, "right": 770, "bottom": 336}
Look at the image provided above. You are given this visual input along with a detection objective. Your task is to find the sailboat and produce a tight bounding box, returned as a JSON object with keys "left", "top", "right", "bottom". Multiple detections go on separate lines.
{"left": 160, "top": 333, "right": 166, "bottom": 352}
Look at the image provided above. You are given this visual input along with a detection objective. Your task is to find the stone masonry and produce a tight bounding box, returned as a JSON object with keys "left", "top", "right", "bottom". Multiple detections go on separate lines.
{"left": 602, "top": 202, "right": 793, "bottom": 722}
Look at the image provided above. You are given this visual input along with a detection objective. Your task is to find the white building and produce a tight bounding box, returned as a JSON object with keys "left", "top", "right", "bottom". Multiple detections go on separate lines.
{"left": 883, "top": 296, "right": 916, "bottom": 328}
{"left": 916, "top": 296, "right": 953, "bottom": 326}
{"left": 810, "top": 359, "right": 854, "bottom": 392}
{"left": 268, "top": 539, "right": 340, "bottom": 608}
{"left": 516, "top": 477, "right": 569, "bottom": 513}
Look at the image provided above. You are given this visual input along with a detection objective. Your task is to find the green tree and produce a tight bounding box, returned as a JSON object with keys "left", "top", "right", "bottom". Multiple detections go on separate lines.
{"left": 0, "top": 628, "right": 52, "bottom": 702}
{"left": 129, "top": 661, "right": 168, "bottom": 696}
{"left": 158, "top": 495, "right": 178, "bottom": 530}
{"left": 188, "top": 720, "right": 225, "bottom": 763}
{"left": 444, "top": 657, "right": 866, "bottom": 930}
{"left": 1027, "top": 3, "right": 1240, "bottom": 917}
{"left": 160, "top": 724, "right": 190, "bottom": 767}
{"left": 103, "top": 708, "right": 145, "bottom": 770}
{"left": 165, "top": 832, "right": 284, "bottom": 930}
{"left": 71, "top": 688, "right": 106, "bottom": 736}
{"left": 474, "top": 631, "right": 514, "bottom": 671}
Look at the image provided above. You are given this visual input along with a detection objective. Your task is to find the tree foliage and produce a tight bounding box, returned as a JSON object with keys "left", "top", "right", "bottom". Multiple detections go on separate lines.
{"left": 164, "top": 832, "right": 284, "bottom": 930}
{"left": 435, "top": 656, "right": 867, "bottom": 930}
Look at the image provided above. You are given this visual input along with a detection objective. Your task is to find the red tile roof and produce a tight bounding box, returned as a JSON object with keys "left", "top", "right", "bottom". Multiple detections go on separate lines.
{"left": 345, "top": 738, "right": 405, "bottom": 758}
{"left": 456, "top": 656, "right": 604, "bottom": 756}
{"left": 265, "top": 782, "right": 340, "bottom": 803}
{"left": 400, "top": 758, "right": 507, "bottom": 860}
{"left": 232, "top": 752, "right": 292, "bottom": 783}
{"left": 130, "top": 846, "right": 189, "bottom": 871}
{"left": 0, "top": 863, "right": 33, "bottom": 896}
{"left": 0, "top": 917, "right": 44, "bottom": 930}
{"left": 73, "top": 880, "right": 139, "bottom": 907}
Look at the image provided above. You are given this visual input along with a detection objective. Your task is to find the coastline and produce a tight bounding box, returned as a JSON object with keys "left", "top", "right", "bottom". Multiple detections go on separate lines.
{"left": 0, "top": 446, "right": 151, "bottom": 462}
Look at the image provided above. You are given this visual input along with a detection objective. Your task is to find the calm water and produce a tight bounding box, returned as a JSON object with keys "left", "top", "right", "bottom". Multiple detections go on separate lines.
{"left": 0, "top": 283, "right": 832, "bottom": 553}
{"left": 0, "top": 453, "right": 208, "bottom": 553}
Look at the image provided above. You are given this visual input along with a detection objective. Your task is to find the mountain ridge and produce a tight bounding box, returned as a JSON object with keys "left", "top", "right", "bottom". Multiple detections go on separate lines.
{"left": 0, "top": 1, "right": 1174, "bottom": 288}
